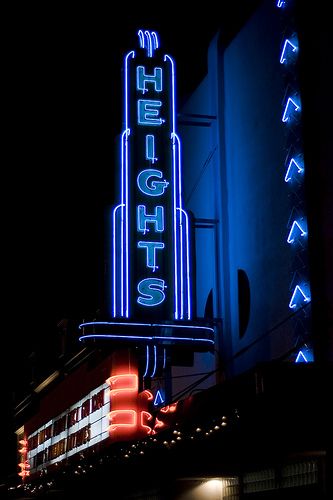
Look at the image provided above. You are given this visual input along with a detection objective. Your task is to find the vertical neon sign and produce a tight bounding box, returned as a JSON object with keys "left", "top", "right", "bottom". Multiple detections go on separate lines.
{"left": 113, "top": 30, "right": 192, "bottom": 321}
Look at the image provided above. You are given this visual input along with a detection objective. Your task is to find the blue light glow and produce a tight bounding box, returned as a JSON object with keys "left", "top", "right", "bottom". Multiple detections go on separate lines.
{"left": 145, "top": 30, "right": 152, "bottom": 58}
{"left": 282, "top": 97, "right": 301, "bottom": 122}
{"left": 276, "top": 0, "right": 285, "bottom": 7}
{"left": 165, "top": 52, "right": 192, "bottom": 320}
{"left": 151, "top": 345, "right": 157, "bottom": 377}
{"left": 287, "top": 220, "right": 307, "bottom": 243}
{"left": 137, "top": 66, "right": 163, "bottom": 94}
{"left": 112, "top": 204, "right": 123, "bottom": 317}
{"left": 289, "top": 285, "right": 311, "bottom": 309}
{"left": 143, "top": 345, "right": 150, "bottom": 377}
{"left": 284, "top": 157, "right": 304, "bottom": 182}
{"left": 118, "top": 49, "right": 135, "bottom": 318}
{"left": 138, "top": 30, "right": 144, "bottom": 48}
{"left": 138, "top": 30, "right": 159, "bottom": 57}
{"left": 280, "top": 39, "right": 298, "bottom": 64}
{"left": 151, "top": 32, "right": 159, "bottom": 50}
{"left": 137, "top": 205, "right": 164, "bottom": 234}
{"left": 137, "top": 169, "right": 169, "bottom": 196}
{"left": 153, "top": 390, "right": 165, "bottom": 406}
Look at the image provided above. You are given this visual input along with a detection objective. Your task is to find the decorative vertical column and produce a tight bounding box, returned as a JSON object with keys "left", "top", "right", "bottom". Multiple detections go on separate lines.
{"left": 276, "top": 0, "right": 312, "bottom": 362}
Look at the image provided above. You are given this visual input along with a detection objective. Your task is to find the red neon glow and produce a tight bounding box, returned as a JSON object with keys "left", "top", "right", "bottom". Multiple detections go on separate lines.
{"left": 17, "top": 435, "right": 29, "bottom": 482}
{"left": 140, "top": 411, "right": 155, "bottom": 435}
{"left": 160, "top": 402, "right": 178, "bottom": 413}
{"left": 108, "top": 409, "right": 137, "bottom": 432}
{"left": 107, "top": 352, "right": 169, "bottom": 441}
{"left": 106, "top": 373, "right": 138, "bottom": 396}
{"left": 153, "top": 417, "right": 165, "bottom": 430}
{"left": 140, "top": 389, "right": 153, "bottom": 401}
{"left": 18, "top": 462, "right": 30, "bottom": 469}
{"left": 18, "top": 470, "right": 30, "bottom": 478}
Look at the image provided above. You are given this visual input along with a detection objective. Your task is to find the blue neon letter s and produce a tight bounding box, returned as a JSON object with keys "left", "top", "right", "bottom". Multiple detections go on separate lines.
{"left": 137, "top": 278, "right": 166, "bottom": 306}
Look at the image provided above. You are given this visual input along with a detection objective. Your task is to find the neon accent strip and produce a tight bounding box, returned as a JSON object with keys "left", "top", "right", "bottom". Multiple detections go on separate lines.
{"left": 180, "top": 207, "right": 191, "bottom": 319}
{"left": 145, "top": 31, "right": 152, "bottom": 57}
{"left": 151, "top": 345, "right": 157, "bottom": 377}
{"left": 287, "top": 220, "right": 307, "bottom": 243}
{"left": 289, "top": 285, "right": 311, "bottom": 309}
{"left": 151, "top": 32, "right": 159, "bottom": 49}
{"left": 172, "top": 130, "right": 179, "bottom": 318}
{"left": 125, "top": 52, "right": 135, "bottom": 131}
{"left": 120, "top": 49, "right": 135, "bottom": 318}
{"left": 295, "top": 350, "right": 308, "bottom": 363}
{"left": 112, "top": 204, "right": 123, "bottom": 317}
{"left": 285, "top": 157, "right": 304, "bottom": 182}
{"left": 143, "top": 345, "right": 150, "bottom": 378}
{"left": 165, "top": 53, "right": 191, "bottom": 320}
{"left": 163, "top": 348, "right": 166, "bottom": 369}
{"left": 164, "top": 55, "right": 175, "bottom": 132}
{"left": 138, "top": 30, "right": 144, "bottom": 48}
{"left": 108, "top": 410, "right": 137, "bottom": 432}
{"left": 174, "top": 133, "right": 184, "bottom": 319}
{"left": 79, "top": 334, "right": 214, "bottom": 344}
{"left": 165, "top": 54, "right": 178, "bottom": 319}
{"left": 282, "top": 97, "right": 300, "bottom": 122}
{"left": 79, "top": 322, "right": 214, "bottom": 333}
{"left": 140, "top": 411, "right": 154, "bottom": 434}
{"left": 120, "top": 129, "right": 130, "bottom": 316}
{"left": 280, "top": 39, "right": 298, "bottom": 64}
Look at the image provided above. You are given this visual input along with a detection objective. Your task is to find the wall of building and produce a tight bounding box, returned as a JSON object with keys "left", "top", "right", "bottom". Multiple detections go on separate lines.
{"left": 222, "top": 0, "right": 295, "bottom": 374}
{"left": 178, "top": 0, "right": 305, "bottom": 383}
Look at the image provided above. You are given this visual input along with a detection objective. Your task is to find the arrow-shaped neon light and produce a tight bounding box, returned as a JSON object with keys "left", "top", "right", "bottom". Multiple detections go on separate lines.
{"left": 287, "top": 220, "right": 307, "bottom": 243}
{"left": 282, "top": 97, "right": 300, "bottom": 122}
{"left": 295, "top": 350, "right": 308, "bottom": 363}
{"left": 280, "top": 39, "right": 298, "bottom": 64}
{"left": 289, "top": 285, "right": 311, "bottom": 309}
{"left": 153, "top": 389, "right": 165, "bottom": 406}
{"left": 285, "top": 157, "right": 304, "bottom": 182}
